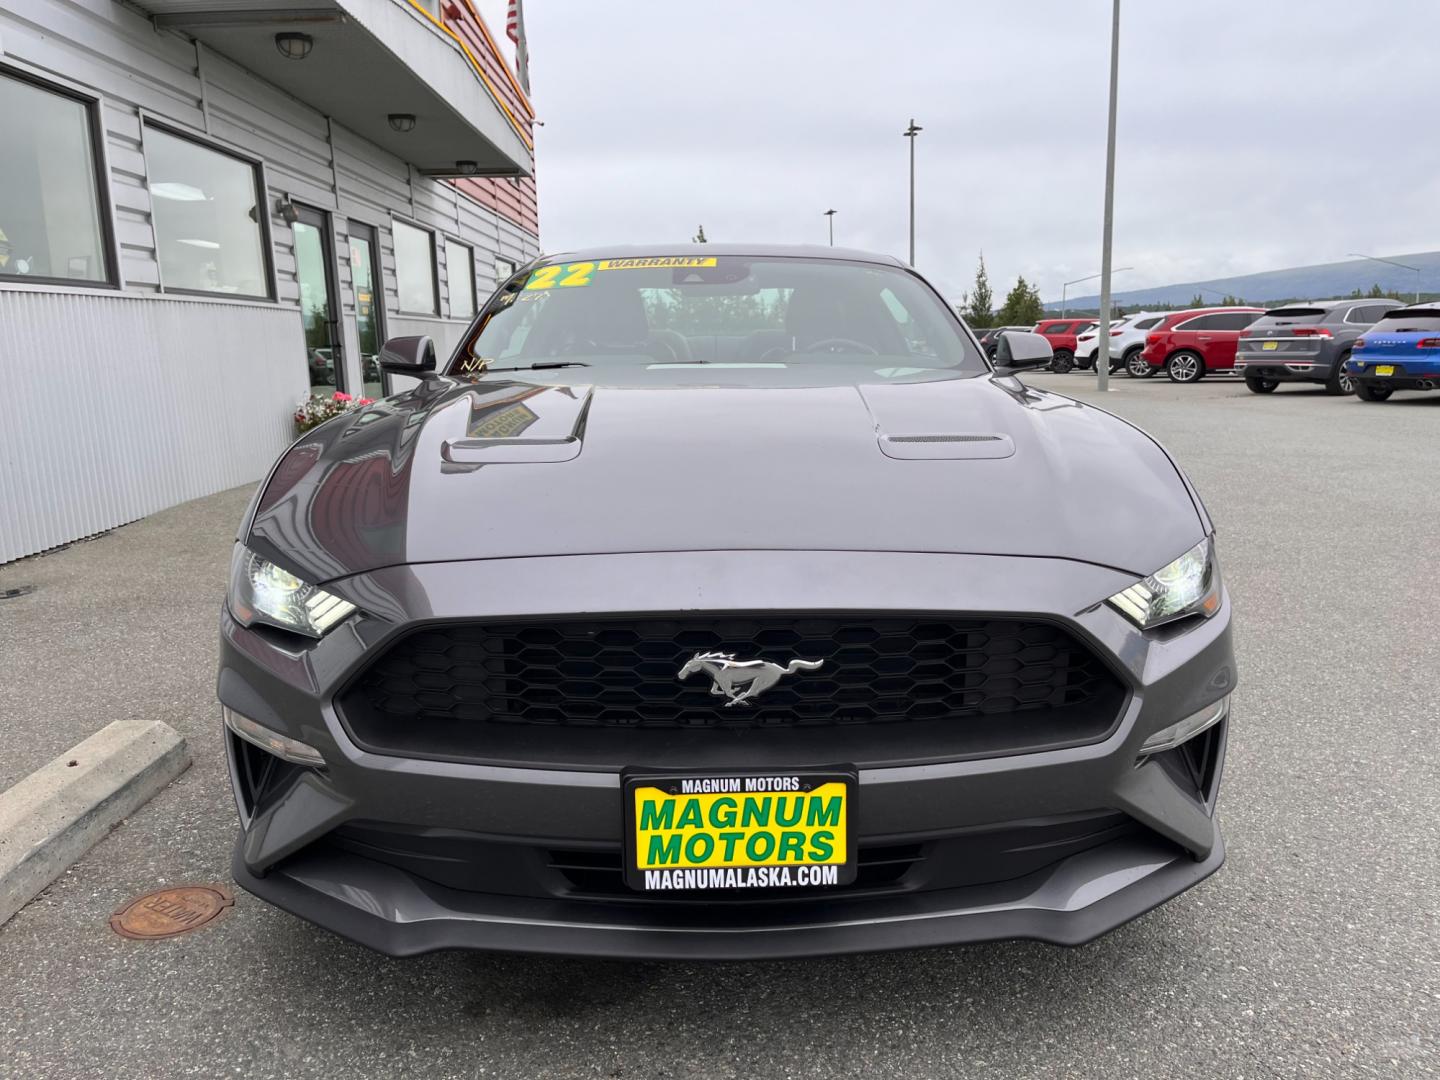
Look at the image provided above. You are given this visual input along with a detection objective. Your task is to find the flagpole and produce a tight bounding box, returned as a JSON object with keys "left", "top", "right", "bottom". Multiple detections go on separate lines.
{"left": 506, "top": 0, "right": 531, "bottom": 94}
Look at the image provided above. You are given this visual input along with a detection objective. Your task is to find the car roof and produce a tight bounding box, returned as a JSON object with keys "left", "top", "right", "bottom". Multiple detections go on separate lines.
{"left": 533, "top": 243, "right": 908, "bottom": 267}
{"left": 1264, "top": 298, "right": 1401, "bottom": 311}
{"left": 1163, "top": 306, "right": 1264, "bottom": 318}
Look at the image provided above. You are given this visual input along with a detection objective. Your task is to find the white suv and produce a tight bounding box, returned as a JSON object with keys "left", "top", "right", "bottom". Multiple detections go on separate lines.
{"left": 1075, "top": 312, "right": 1169, "bottom": 374}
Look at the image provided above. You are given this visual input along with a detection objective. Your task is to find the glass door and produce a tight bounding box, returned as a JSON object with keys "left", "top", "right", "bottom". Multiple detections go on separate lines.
{"left": 348, "top": 221, "right": 386, "bottom": 400}
{"left": 293, "top": 205, "right": 344, "bottom": 395}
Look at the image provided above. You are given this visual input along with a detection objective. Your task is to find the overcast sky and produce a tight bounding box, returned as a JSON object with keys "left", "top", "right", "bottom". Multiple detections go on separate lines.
{"left": 522, "top": 1, "right": 1440, "bottom": 304}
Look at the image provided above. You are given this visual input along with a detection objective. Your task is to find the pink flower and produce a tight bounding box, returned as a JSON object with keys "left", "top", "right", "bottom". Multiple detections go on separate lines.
{"left": 333, "top": 391, "right": 352, "bottom": 402}
{"left": 358, "top": 398, "right": 375, "bottom": 406}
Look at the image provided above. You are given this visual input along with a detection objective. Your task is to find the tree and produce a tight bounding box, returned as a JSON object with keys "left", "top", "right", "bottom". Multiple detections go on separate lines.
{"left": 996, "top": 275, "right": 1044, "bottom": 326}
{"left": 962, "top": 253, "right": 995, "bottom": 327}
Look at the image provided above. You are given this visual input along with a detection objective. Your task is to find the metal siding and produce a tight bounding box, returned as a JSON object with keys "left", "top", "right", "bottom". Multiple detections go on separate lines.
{"left": 0, "top": 292, "right": 305, "bottom": 563}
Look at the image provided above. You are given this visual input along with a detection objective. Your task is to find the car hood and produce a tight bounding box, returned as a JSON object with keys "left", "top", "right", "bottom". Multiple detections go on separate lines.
{"left": 245, "top": 374, "right": 1205, "bottom": 582}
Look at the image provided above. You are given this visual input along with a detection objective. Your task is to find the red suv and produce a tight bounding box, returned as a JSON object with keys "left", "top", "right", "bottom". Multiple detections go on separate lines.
{"left": 1033, "top": 318, "right": 1098, "bottom": 373}
{"left": 1135, "top": 307, "right": 1265, "bottom": 383}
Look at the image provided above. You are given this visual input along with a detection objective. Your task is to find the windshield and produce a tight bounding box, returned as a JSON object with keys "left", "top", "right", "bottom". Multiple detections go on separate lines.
{"left": 1368, "top": 309, "right": 1440, "bottom": 333}
{"left": 450, "top": 256, "right": 981, "bottom": 383}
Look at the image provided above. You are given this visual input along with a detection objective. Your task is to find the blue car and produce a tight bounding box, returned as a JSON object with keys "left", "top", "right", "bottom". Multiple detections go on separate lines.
{"left": 1347, "top": 303, "right": 1440, "bottom": 401}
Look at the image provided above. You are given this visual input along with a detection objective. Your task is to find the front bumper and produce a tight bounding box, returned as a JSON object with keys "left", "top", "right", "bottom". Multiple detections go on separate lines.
{"left": 219, "top": 549, "right": 1235, "bottom": 959}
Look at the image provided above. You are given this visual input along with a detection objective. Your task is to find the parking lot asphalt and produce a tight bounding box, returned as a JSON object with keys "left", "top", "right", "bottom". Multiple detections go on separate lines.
{"left": 2, "top": 375, "right": 1437, "bottom": 1080}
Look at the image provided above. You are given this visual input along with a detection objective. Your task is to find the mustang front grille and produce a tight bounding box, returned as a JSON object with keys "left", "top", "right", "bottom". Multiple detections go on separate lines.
{"left": 336, "top": 615, "right": 1127, "bottom": 768}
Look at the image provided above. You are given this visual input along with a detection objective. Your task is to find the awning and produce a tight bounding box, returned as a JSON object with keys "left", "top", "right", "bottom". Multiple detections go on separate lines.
{"left": 135, "top": 0, "right": 532, "bottom": 177}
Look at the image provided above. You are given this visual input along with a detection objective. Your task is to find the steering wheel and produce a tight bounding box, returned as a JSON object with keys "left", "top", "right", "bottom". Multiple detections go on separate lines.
{"left": 797, "top": 337, "right": 878, "bottom": 356}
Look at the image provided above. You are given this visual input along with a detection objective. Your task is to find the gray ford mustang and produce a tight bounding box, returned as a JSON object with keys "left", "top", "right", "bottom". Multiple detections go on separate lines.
{"left": 220, "top": 245, "right": 1235, "bottom": 959}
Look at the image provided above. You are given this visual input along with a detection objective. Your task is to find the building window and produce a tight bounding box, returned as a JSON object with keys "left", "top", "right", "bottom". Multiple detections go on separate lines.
{"left": 0, "top": 70, "right": 111, "bottom": 285}
{"left": 394, "top": 219, "right": 437, "bottom": 314}
{"left": 495, "top": 257, "right": 517, "bottom": 282}
{"left": 445, "top": 239, "right": 476, "bottom": 319}
{"left": 145, "top": 125, "right": 269, "bottom": 298}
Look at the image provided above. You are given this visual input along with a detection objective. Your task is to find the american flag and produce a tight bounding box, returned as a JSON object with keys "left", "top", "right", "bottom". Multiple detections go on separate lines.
{"left": 506, "top": 0, "right": 530, "bottom": 94}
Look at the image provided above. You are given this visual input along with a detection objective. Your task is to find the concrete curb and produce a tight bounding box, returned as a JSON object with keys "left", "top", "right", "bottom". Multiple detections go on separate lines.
{"left": 0, "top": 720, "right": 191, "bottom": 927}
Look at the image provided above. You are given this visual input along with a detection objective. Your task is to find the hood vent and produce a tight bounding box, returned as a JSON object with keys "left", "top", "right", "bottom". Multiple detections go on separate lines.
{"left": 879, "top": 432, "right": 1014, "bottom": 460}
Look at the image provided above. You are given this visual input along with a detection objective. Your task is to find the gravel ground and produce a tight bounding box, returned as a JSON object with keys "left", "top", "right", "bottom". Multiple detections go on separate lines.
{"left": 1, "top": 374, "right": 1437, "bottom": 1079}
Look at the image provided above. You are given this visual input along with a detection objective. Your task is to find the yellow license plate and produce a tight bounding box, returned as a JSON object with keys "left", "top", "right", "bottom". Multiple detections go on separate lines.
{"left": 1262, "top": 341, "right": 1279, "bottom": 350}
{"left": 1376, "top": 365, "right": 1395, "bottom": 376}
{"left": 625, "top": 772, "right": 854, "bottom": 891}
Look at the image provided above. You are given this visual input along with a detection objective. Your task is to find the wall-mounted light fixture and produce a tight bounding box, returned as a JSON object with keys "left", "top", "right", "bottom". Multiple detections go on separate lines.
{"left": 387, "top": 113, "right": 417, "bottom": 133}
{"left": 274, "top": 32, "right": 314, "bottom": 60}
{"left": 455, "top": 160, "right": 480, "bottom": 176}
{"left": 273, "top": 198, "right": 300, "bottom": 225}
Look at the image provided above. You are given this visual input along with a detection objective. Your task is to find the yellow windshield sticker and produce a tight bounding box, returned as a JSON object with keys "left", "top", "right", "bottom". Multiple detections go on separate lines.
{"left": 524, "top": 261, "right": 597, "bottom": 290}
{"left": 598, "top": 257, "right": 719, "bottom": 271}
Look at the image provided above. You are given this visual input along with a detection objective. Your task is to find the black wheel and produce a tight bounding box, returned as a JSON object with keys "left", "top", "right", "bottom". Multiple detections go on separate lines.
{"left": 1354, "top": 381, "right": 1393, "bottom": 402}
{"left": 1245, "top": 376, "right": 1279, "bottom": 394}
{"left": 1325, "top": 349, "right": 1354, "bottom": 396}
{"left": 1126, "top": 349, "right": 1154, "bottom": 378}
{"left": 1050, "top": 349, "right": 1075, "bottom": 374}
{"left": 1166, "top": 350, "right": 1205, "bottom": 383}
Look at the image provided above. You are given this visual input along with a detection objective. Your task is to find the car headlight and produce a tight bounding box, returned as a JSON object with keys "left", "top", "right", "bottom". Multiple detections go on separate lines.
{"left": 227, "top": 546, "right": 356, "bottom": 638}
{"left": 1107, "top": 537, "right": 1221, "bottom": 629}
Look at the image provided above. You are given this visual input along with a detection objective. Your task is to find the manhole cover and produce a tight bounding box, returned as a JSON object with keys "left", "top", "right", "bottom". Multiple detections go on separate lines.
{"left": 109, "top": 885, "right": 233, "bottom": 939}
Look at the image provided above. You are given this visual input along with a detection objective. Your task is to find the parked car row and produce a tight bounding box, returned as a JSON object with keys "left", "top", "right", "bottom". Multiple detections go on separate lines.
{"left": 991, "top": 297, "right": 1438, "bottom": 403}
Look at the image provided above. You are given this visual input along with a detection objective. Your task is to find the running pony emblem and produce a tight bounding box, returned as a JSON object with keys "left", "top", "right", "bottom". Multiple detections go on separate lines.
{"left": 677, "top": 651, "right": 825, "bottom": 707}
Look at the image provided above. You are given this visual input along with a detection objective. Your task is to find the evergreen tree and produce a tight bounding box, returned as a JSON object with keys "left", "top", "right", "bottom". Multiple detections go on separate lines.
{"left": 962, "top": 253, "right": 995, "bottom": 327}
{"left": 997, "top": 275, "right": 1044, "bottom": 326}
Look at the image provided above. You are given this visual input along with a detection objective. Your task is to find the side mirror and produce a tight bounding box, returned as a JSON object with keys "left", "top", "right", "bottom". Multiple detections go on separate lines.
{"left": 378, "top": 335, "right": 437, "bottom": 375}
{"left": 992, "top": 330, "right": 1054, "bottom": 375}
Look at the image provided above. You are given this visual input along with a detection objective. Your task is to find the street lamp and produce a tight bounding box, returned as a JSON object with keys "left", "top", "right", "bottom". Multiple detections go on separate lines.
{"left": 1095, "top": 0, "right": 1121, "bottom": 392}
{"left": 823, "top": 208, "right": 837, "bottom": 247}
{"left": 1348, "top": 252, "right": 1421, "bottom": 303}
{"left": 1061, "top": 267, "right": 1132, "bottom": 317}
{"left": 903, "top": 119, "right": 922, "bottom": 266}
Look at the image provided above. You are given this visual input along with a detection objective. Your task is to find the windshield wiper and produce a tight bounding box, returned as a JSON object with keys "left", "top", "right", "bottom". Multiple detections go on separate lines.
{"left": 482, "top": 361, "right": 592, "bottom": 372}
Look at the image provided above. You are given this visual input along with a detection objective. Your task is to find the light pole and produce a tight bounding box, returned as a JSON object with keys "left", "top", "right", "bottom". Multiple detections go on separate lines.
{"left": 1095, "top": 0, "right": 1121, "bottom": 392}
{"left": 1348, "top": 252, "right": 1421, "bottom": 303}
{"left": 1062, "top": 267, "right": 1132, "bottom": 317}
{"left": 903, "top": 119, "right": 922, "bottom": 265}
{"left": 824, "top": 208, "right": 837, "bottom": 247}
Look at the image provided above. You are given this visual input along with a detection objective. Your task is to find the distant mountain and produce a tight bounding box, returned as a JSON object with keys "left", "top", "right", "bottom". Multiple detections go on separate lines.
{"left": 1050, "top": 251, "right": 1440, "bottom": 311}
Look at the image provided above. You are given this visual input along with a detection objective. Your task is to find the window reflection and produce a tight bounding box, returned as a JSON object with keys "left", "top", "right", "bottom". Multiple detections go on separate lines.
{"left": 349, "top": 226, "right": 385, "bottom": 400}
{"left": 394, "top": 220, "right": 436, "bottom": 314}
{"left": 146, "top": 126, "right": 268, "bottom": 297}
{"left": 0, "top": 73, "right": 108, "bottom": 283}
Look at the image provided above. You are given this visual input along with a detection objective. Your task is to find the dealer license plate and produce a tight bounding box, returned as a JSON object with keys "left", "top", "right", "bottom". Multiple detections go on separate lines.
{"left": 1262, "top": 341, "right": 1279, "bottom": 350}
{"left": 623, "top": 770, "right": 855, "bottom": 891}
{"left": 1376, "top": 365, "right": 1395, "bottom": 376}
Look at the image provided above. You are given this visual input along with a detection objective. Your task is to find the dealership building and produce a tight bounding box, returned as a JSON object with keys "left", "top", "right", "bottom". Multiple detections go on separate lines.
{"left": 0, "top": 0, "right": 539, "bottom": 563}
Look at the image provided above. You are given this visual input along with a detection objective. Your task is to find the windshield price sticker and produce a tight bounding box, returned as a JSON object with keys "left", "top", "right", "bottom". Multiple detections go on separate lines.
{"left": 524, "top": 262, "right": 597, "bottom": 290}
{"left": 624, "top": 772, "right": 854, "bottom": 892}
{"left": 523, "top": 256, "right": 721, "bottom": 291}
{"left": 597, "top": 256, "right": 718, "bottom": 271}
